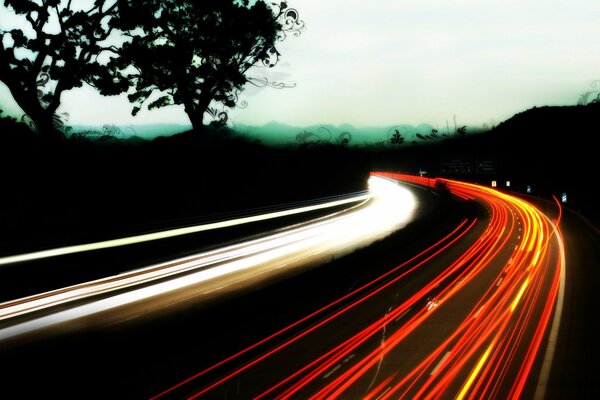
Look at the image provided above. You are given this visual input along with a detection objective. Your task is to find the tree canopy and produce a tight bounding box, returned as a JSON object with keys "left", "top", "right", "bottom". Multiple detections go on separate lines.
{"left": 0, "top": 0, "right": 122, "bottom": 141}
{"left": 0, "top": 0, "right": 303, "bottom": 139}
{"left": 103, "top": 0, "right": 302, "bottom": 130}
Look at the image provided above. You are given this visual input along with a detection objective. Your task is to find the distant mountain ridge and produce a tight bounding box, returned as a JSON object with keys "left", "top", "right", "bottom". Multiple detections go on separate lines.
{"left": 70, "top": 123, "right": 192, "bottom": 140}
{"left": 232, "top": 121, "right": 456, "bottom": 146}
{"left": 69, "top": 120, "right": 480, "bottom": 146}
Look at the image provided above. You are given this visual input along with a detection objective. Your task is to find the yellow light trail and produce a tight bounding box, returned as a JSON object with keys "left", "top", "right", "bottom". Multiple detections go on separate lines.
{"left": 456, "top": 341, "right": 495, "bottom": 400}
{"left": 510, "top": 276, "right": 530, "bottom": 312}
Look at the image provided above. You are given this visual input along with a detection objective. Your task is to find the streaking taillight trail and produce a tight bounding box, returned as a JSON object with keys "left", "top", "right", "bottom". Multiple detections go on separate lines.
{"left": 156, "top": 172, "right": 564, "bottom": 400}
{"left": 152, "top": 216, "right": 477, "bottom": 400}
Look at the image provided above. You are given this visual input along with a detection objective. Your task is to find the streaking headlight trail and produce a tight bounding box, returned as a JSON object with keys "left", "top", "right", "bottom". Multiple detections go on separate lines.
{"left": 0, "top": 175, "right": 417, "bottom": 341}
{"left": 0, "top": 190, "right": 374, "bottom": 267}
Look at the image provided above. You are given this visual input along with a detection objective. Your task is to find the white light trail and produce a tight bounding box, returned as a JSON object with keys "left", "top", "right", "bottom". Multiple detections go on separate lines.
{"left": 0, "top": 176, "right": 417, "bottom": 341}
{"left": 0, "top": 192, "right": 372, "bottom": 266}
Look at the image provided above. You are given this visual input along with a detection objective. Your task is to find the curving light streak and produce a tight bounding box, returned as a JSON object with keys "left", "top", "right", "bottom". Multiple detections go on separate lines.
{"left": 365, "top": 172, "right": 564, "bottom": 400}
{"left": 532, "top": 196, "right": 566, "bottom": 400}
{"left": 0, "top": 191, "right": 372, "bottom": 267}
{"left": 456, "top": 340, "right": 496, "bottom": 400}
{"left": 0, "top": 176, "right": 417, "bottom": 341}
{"left": 161, "top": 172, "right": 564, "bottom": 400}
{"left": 151, "top": 218, "right": 476, "bottom": 400}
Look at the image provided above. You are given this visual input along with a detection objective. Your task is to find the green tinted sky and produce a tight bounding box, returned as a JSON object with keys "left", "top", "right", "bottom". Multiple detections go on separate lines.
{"left": 1, "top": 0, "right": 599, "bottom": 128}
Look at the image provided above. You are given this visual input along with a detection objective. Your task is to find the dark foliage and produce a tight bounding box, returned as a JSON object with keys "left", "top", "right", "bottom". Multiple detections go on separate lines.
{"left": 1, "top": 1, "right": 302, "bottom": 139}
{"left": 103, "top": 0, "right": 289, "bottom": 130}
{"left": 0, "top": 0, "right": 120, "bottom": 141}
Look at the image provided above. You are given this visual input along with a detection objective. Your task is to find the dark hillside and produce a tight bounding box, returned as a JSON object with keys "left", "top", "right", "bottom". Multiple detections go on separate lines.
{"left": 0, "top": 125, "right": 371, "bottom": 254}
{"left": 371, "top": 102, "right": 600, "bottom": 227}
{"left": 1, "top": 102, "right": 597, "bottom": 254}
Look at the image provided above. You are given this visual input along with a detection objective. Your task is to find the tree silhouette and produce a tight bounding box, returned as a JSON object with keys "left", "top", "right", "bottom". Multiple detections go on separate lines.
{"left": 0, "top": 0, "right": 121, "bottom": 141}
{"left": 106, "top": 0, "right": 301, "bottom": 131}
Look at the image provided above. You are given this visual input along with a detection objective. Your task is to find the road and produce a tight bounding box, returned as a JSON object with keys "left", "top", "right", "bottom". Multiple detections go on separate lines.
{"left": 0, "top": 176, "right": 418, "bottom": 341}
{"left": 141, "top": 172, "right": 564, "bottom": 399}
{"left": 0, "top": 172, "right": 578, "bottom": 399}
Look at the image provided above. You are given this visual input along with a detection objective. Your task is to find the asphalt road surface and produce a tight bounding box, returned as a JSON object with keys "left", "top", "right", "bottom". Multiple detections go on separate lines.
{"left": 0, "top": 172, "right": 593, "bottom": 400}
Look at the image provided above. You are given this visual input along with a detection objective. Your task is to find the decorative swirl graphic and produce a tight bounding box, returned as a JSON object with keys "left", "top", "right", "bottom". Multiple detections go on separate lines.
{"left": 21, "top": 114, "right": 36, "bottom": 130}
{"left": 296, "top": 130, "right": 321, "bottom": 145}
{"left": 36, "top": 72, "right": 50, "bottom": 103}
{"left": 261, "top": 46, "right": 282, "bottom": 68}
{"left": 296, "top": 127, "right": 351, "bottom": 147}
{"left": 281, "top": 8, "right": 305, "bottom": 37}
{"left": 224, "top": 88, "right": 248, "bottom": 110}
{"left": 336, "top": 131, "right": 352, "bottom": 146}
{"left": 216, "top": 2, "right": 303, "bottom": 124}
{"left": 248, "top": 76, "right": 297, "bottom": 89}
{"left": 214, "top": 111, "right": 228, "bottom": 127}
{"left": 387, "top": 126, "right": 405, "bottom": 145}
{"left": 206, "top": 106, "right": 229, "bottom": 129}
{"left": 271, "top": 2, "right": 306, "bottom": 40}
{"left": 316, "top": 126, "right": 332, "bottom": 142}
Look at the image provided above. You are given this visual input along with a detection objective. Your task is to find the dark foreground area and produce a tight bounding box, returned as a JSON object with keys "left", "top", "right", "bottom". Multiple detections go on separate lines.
{"left": 1, "top": 101, "right": 599, "bottom": 258}
{"left": 371, "top": 102, "right": 600, "bottom": 230}
{"left": 0, "top": 114, "right": 598, "bottom": 398}
{"left": 0, "top": 125, "right": 373, "bottom": 256}
{"left": 0, "top": 172, "right": 596, "bottom": 399}
{"left": 514, "top": 195, "right": 600, "bottom": 400}
{"left": 549, "top": 207, "right": 600, "bottom": 400}
{"left": 0, "top": 172, "right": 471, "bottom": 399}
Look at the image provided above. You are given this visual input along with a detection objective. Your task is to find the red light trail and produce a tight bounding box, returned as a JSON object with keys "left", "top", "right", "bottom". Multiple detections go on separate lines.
{"left": 154, "top": 172, "right": 564, "bottom": 400}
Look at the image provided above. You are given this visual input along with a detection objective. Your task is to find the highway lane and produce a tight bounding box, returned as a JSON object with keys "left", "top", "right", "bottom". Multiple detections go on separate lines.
{"left": 0, "top": 173, "right": 565, "bottom": 399}
{"left": 0, "top": 173, "right": 459, "bottom": 399}
{"left": 0, "top": 175, "right": 418, "bottom": 343}
{"left": 146, "top": 173, "right": 564, "bottom": 399}
{"left": 516, "top": 195, "right": 600, "bottom": 399}
{"left": 0, "top": 190, "right": 377, "bottom": 303}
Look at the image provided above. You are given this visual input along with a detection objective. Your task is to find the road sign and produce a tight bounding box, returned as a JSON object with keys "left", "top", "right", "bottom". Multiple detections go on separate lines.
{"left": 440, "top": 157, "right": 473, "bottom": 174}
{"left": 476, "top": 157, "right": 496, "bottom": 174}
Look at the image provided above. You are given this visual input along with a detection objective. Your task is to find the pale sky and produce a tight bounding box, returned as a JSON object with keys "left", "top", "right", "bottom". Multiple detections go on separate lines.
{"left": 1, "top": 0, "right": 599, "bottom": 129}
